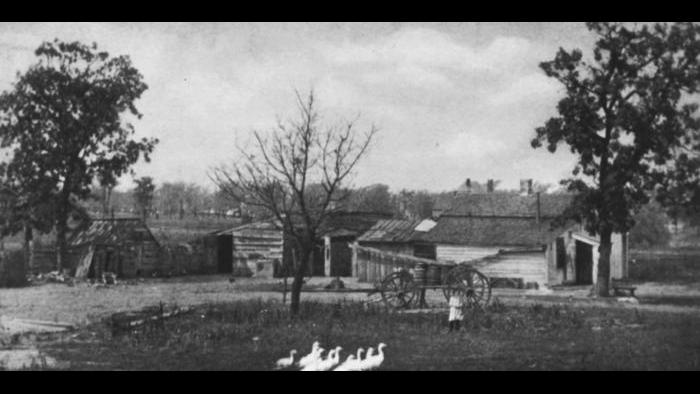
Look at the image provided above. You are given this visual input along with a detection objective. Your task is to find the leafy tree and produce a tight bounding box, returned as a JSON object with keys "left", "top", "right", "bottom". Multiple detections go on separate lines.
{"left": 0, "top": 39, "right": 158, "bottom": 270}
{"left": 212, "top": 90, "right": 376, "bottom": 315}
{"left": 629, "top": 201, "right": 672, "bottom": 248}
{"left": 410, "top": 191, "right": 434, "bottom": 220}
{"left": 532, "top": 23, "right": 700, "bottom": 296}
{"left": 133, "top": 177, "right": 156, "bottom": 220}
{"left": 347, "top": 184, "right": 394, "bottom": 214}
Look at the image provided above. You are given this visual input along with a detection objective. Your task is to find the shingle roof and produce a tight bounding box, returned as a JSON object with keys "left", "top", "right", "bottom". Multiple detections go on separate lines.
{"left": 357, "top": 219, "right": 423, "bottom": 243}
{"left": 443, "top": 193, "right": 574, "bottom": 218}
{"left": 421, "top": 216, "right": 572, "bottom": 247}
{"left": 68, "top": 218, "right": 159, "bottom": 247}
{"left": 216, "top": 220, "right": 281, "bottom": 235}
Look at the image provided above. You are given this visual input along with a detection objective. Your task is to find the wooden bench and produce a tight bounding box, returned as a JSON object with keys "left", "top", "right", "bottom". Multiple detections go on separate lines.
{"left": 612, "top": 279, "right": 637, "bottom": 297}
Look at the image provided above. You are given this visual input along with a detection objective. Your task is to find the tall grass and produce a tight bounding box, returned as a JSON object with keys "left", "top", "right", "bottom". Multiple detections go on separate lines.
{"left": 39, "top": 298, "right": 700, "bottom": 370}
{"left": 630, "top": 250, "right": 700, "bottom": 283}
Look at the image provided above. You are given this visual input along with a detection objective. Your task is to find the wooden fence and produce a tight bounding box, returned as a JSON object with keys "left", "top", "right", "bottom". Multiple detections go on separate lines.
{"left": 353, "top": 244, "right": 456, "bottom": 284}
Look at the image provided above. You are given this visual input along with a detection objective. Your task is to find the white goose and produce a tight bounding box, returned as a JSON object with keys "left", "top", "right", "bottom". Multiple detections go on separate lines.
{"left": 363, "top": 343, "right": 386, "bottom": 370}
{"left": 333, "top": 355, "right": 355, "bottom": 371}
{"left": 274, "top": 349, "right": 297, "bottom": 370}
{"left": 334, "top": 347, "right": 365, "bottom": 371}
{"left": 316, "top": 346, "right": 342, "bottom": 371}
{"left": 297, "top": 341, "right": 322, "bottom": 369}
{"left": 300, "top": 349, "right": 327, "bottom": 371}
{"left": 303, "top": 346, "right": 341, "bottom": 371}
{"left": 357, "top": 347, "right": 374, "bottom": 371}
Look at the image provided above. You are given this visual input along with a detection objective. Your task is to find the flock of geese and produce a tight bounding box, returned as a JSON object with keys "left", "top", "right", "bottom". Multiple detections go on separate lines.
{"left": 274, "top": 341, "right": 387, "bottom": 371}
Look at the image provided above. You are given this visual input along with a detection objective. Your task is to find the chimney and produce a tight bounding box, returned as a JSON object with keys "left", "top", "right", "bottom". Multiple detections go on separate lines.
{"left": 465, "top": 178, "right": 472, "bottom": 193}
{"left": 536, "top": 192, "right": 541, "bottom": 224}
{"left": 486, "top": 179, "right": 494, "bottom": 193}
{"left": 520, "top": 179, "right": 533, "bottom": 196}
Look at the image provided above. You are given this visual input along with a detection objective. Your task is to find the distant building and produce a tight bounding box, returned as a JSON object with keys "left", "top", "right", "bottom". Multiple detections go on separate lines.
{"left": 68, "top": 218, "right": 161, "bottom": 279}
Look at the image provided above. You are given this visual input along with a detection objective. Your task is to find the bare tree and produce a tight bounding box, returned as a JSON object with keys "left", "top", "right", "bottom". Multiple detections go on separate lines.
{"left": 211, "top": 90, "right": 376, "bottom": 315}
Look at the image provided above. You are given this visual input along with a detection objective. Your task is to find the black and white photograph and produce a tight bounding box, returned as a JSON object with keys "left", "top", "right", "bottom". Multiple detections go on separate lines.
{"left": 0, "top": 22, "right": 699, "bottom": 371}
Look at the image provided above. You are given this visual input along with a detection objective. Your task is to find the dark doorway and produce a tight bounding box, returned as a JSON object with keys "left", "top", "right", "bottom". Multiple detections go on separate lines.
{"left": 217, "top": 234, "right": 233, "bottom": 273}
{"left": 414, "top": 243, "right": 436, "bottom": 260}
{"left": 575, "top": 240, "right": 593, "bottom": 285}
{"left": 330, "top": 236, "right": 354, "bottom": 277}
{"left": 312, "top": 242, "right": 325, "bottom": 276}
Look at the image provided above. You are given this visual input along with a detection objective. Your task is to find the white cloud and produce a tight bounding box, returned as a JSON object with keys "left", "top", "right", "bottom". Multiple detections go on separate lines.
{"left": 0, "top": 23, "right": 582, "bottom": 192}
{"left": 322, "top": 28, "right": 538, "bottom": 75}
{"left": 487, "top": 73, "right": 562, "bottom": 106}
{"left": 442, "top": 131, "right": 509, "bottom": 159}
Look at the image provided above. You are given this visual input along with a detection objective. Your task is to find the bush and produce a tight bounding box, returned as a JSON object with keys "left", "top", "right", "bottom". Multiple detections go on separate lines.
{"left": 0, "top": 249, "right": 28, "bottom": 287}
{"left": 630, "top": 203, "right": 672, "bottom": 249}
{"left": 232, "top": 263, "right": 253, "bottom": 278}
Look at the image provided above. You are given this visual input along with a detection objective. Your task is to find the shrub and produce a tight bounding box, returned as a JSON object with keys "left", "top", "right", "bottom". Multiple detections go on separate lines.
{"left": 630, "top": 203, "right": 672, "bottom": 249}
{"left": 0, "top": 249, "right": 28, "bottom": 287}
{"left": 232, "top": 263, "right": 253, "bottom": 278}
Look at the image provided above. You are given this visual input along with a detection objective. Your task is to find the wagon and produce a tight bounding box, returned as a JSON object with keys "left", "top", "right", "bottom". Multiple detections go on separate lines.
{"left": 356, "top": 245, "right": 492, "bottom": 310}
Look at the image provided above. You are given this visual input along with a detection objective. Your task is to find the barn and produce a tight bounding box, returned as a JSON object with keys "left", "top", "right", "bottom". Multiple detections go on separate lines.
{"left": 69, "top": 218, "right": 161, "bottom": 279}
{"left": 421, "top": 192, "right": 629, "bottom": 289}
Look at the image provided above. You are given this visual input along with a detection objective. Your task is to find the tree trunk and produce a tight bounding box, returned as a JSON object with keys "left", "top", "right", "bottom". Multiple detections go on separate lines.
{"left": 56, "top": 211, "right": 68, "bottom": 272}
{"left": 102, "top": 186, "right": 112, "bottom": 217}
{"left": 596, "top": 226, "right": 613, "bottom": 297}
{"left": 290, "top": 247, "right": 310, "bottom": 315}
{"left": 23, "top": 223, "right": 33, "bottom": 272}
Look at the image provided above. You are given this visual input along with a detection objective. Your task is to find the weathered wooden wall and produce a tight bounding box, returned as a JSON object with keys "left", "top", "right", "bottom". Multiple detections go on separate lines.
{"left": 474, "top": 251, "right": 547, "bottom": 287}
{"left": 231, "top": 226, "right": 283, "bottom": 279}
{"left": 355, "top": 243, "right": 415, "bottom": 283}
{"left": 353, "top": 244, "right": 454, "bottom": 283}
{"left": 435, "top": 245, "right": 504, "bottom": 263}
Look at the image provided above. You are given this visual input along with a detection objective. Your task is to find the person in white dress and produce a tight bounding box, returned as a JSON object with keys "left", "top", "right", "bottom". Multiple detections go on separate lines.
{"left": 448, "top": 294, "right": 464, "bottom": 332}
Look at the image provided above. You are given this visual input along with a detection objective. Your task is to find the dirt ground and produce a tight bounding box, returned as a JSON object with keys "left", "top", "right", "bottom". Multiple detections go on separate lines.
{"left": 3, "top": 275, "right": 700, "bottom": 328}
{"left": 0, "top": 275, "right": 368, "bottom": 326}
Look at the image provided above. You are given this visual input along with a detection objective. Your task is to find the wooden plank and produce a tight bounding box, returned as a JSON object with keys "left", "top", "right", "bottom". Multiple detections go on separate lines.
{"left": 351, "top": 244, "right": 457, "bottom": 267}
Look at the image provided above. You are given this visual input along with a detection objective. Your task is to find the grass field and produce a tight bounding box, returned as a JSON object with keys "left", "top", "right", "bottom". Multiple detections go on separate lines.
{"left": 25, "top": 299, "right": 700, "bottom": 370}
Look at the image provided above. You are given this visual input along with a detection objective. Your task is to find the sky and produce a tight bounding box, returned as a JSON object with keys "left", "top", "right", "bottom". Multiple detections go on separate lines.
{"left": 0, "top": 22, "right": 599, "bottom": 193}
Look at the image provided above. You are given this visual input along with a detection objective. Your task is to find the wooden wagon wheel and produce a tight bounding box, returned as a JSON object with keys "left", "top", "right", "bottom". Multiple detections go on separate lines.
{"left": 443, "top": 266, "right": 492, "bottom": 309}
{"left": 379, "top": 270, "right": 416, "bottom": 310}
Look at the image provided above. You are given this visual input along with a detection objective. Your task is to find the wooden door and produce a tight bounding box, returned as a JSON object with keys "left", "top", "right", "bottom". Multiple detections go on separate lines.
{"left": 330, "top": 237, "right": 353, "bottom": 277}
{"left": 217, "top": 234, "right": 233, "bottom": 274}
{"left": 575, "top": 241, "right": 593, "bottom": 285}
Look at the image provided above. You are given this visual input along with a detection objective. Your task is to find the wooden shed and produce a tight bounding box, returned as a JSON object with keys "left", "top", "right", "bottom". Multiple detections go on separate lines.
{"left": 214, "top": 221, "right": 284, "bottom": 278}
{"left": 68, "top": 218, "right": 161, "bottom": 279}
